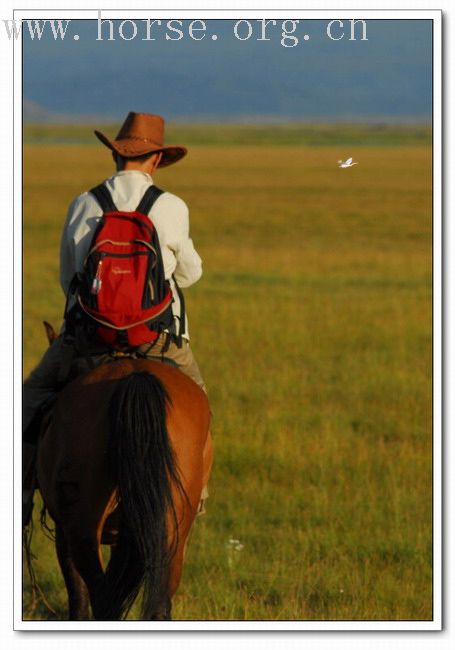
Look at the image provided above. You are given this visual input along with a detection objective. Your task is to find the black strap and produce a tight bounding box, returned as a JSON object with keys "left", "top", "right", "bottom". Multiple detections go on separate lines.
{"left": 172, "top": 274, "right": 186, "bottom": 339}
{"left": 90, "top": 183, "right": 118, "bottom": 213}
{"left": 116, "top": 330, "right": 130, "bottom": 349}
{"left": 136, "top": 185, "right": 164, "bottom": 215}
{"left": 90, "top": 183, "right": 163, "bottom": 215}
{"left": 62, "top": 273, "right": 79, "bottom": 321}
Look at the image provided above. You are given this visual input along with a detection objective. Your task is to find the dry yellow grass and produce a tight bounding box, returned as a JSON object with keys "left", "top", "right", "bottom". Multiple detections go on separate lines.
{"left": 23, "top": 135, "right": 432, "bottom": 621}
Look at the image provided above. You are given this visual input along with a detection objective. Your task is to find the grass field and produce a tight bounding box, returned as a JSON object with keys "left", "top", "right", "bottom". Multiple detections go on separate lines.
{"left": 23, "top": 124, "right": 433, "bottom": 621}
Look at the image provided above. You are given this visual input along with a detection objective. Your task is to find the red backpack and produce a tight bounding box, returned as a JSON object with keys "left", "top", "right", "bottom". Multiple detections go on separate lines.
{"left": 72, "top": 183, "right": 175, "bottom": 349}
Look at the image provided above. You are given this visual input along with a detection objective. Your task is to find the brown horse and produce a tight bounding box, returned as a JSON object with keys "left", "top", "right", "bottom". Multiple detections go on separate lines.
{"left": 35, "top": 348, "right": 212, "bottom": 621}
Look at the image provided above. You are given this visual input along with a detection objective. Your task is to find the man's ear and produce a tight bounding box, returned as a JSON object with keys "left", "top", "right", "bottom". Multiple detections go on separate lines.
{"left": 154, "top": 152, "right": 163, "bottom": 170}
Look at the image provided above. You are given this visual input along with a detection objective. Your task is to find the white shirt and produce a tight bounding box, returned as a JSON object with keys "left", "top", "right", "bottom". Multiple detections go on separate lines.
{"left": 60, "top": 170, "right": 202, "bottom": 339}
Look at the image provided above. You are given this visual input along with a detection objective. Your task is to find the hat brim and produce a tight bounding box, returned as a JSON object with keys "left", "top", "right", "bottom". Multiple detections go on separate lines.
{"left": 94, "top": 130, "right": 187, "bottom": 167}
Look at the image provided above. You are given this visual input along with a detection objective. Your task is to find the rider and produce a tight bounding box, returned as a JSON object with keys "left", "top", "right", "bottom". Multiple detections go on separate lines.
{"left": 23, "top": 112, "right": 209, "bottom": 525}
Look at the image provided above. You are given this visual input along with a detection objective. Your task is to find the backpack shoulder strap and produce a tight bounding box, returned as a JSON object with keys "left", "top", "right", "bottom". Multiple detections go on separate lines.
{"left": 136, "top": 185, "right": 164, "bottom": 215}
{"left": 89, "top": 183, "right": 118, "bottom": 213}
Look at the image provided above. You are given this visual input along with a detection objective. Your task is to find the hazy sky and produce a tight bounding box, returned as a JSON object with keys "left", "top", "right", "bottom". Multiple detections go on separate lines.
{"left": 23, "top": 18, "right": 433, "bottom": 121}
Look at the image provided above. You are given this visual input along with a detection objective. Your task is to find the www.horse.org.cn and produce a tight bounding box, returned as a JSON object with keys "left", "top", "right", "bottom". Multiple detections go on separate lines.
{"left": 3, "top": 14, "right": 368, "bottom": 47}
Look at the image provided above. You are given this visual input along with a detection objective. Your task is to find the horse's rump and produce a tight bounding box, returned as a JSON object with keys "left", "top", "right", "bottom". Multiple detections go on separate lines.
{"left": 36, "top": 358, "right": 211, "bottom": 619}
{"left": 38, "top": 358, "right": 209, "bottom": 519}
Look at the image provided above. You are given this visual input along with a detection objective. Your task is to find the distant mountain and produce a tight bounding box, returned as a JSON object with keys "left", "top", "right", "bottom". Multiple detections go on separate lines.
{"left": 23, "top": 99, "right": 63, "bottom": 123}
{"left": 23, "top": 99, "right": 113, "bottom": 124}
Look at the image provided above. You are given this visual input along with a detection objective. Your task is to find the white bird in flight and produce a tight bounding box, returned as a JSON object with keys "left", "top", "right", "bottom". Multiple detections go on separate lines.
{"left": 338, "top": 157, "right": 358, "bottom": 168}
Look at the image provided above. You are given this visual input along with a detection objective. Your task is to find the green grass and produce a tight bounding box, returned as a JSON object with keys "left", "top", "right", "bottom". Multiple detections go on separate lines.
{"left": 23, "top": 127, "right": 432, "bottom": 621}
{"left": 23, "top": 122, "right": 432, "bottom": 147}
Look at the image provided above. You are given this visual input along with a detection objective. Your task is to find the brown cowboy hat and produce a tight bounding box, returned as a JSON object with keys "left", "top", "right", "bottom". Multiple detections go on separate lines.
{"left": 94, "top": 112, "right": 187, "bottom": 168}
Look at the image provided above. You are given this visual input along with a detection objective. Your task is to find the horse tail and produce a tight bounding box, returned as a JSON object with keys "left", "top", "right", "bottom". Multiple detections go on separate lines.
{"left": 101, "top": 371, "right": 184, "bottom": 620}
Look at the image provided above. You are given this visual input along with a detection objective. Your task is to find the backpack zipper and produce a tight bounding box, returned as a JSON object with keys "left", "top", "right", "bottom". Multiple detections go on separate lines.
{"left": 91, "top": 257, "right": 104, "bottom": 295}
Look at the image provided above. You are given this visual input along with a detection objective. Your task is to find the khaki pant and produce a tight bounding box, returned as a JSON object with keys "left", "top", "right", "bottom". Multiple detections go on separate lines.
{"left": 137, "top": 333, "right": 206, "bottom": 393}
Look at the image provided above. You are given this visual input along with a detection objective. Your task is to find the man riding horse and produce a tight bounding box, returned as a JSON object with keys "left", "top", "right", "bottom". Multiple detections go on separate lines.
{"left": 23, "top": 112, "right": 210, "bottom": 527}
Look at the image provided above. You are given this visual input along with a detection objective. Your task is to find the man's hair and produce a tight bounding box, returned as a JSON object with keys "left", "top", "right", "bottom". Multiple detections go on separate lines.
{"left": 114, "top": 151, "right": 158, "bottom": 169}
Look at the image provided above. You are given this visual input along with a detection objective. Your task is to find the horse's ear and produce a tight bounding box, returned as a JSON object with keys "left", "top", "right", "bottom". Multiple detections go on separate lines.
{"left": 43, "top": 321, "right": 56, "bottom": 346}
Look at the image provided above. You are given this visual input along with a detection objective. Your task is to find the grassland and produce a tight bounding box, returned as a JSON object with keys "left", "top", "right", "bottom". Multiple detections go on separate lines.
{"left": 23, "top": 124, "right": 433, "bottom": 621}
{"left": 23, "top": 122, "right": 432, "bottom": 147}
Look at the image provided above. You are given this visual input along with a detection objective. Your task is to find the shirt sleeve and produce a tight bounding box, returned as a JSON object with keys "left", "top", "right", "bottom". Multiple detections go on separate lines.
{"left": 59, "top": 196, "right": 79, "bottom": 296}
{"left": 167, "top": 198, "right": 203, "bottom": 289}
{"left": 59, "top": 192, "right": 99, "bottom": 296}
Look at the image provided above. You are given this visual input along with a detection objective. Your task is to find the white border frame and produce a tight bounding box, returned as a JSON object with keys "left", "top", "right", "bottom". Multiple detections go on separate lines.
{"left": 12, "top": 9, "right": 442, "bottom": 632}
